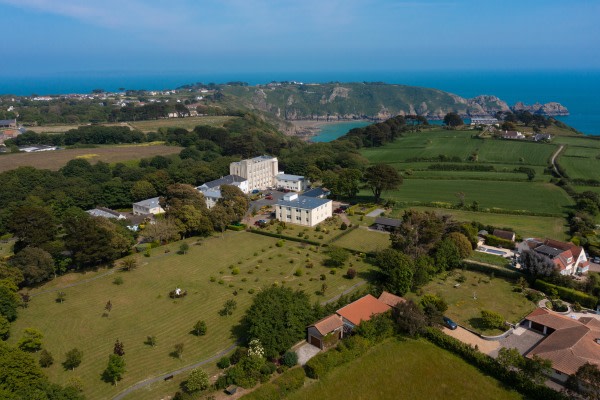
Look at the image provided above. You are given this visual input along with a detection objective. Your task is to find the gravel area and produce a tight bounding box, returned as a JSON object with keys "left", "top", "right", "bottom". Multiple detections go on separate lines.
{"left": 442, "top": 327, "right": 500, "bottom": 355}
{"left": 489, "top": 327, "right": 544, "bottom": 358}
{"left": 295, "top": 343, "right": 321, "bottom": 365}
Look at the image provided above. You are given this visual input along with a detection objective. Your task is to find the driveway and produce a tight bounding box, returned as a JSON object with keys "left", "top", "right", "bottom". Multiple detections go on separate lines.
{"left": 490, "top": 327, "right": 544, "bottom": 358}
{"left": 442, "top": 327, "right": 500, "bottom": 355}
{"left": 295, "top": 343, "right": 321, "bottom": 365}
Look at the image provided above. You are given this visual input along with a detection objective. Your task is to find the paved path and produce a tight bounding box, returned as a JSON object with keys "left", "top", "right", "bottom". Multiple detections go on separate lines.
{"left": 550, "top": 144, "right": 565, "bottom": 178}
{"left": 365, "top": 208, "right": 385, "bottom": 218}
{"left": 112, "top": 343, "right": 237, "bottom": 400}
{"left": 322, "top": 280, "right": 367, "bottom": 305}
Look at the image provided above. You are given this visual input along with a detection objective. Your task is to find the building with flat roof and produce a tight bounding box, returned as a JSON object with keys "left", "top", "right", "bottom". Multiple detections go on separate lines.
{"left": 132, "top": 197, "right": 165, "bottom": 215}
{"left": 230, "top": 155, "right": 279, "bottom": 191}
{"left": 275, "top": 173, "right": 306, "bottom": 192}
{"left": 274, "top": 192, "right": 332, "bottom": 227}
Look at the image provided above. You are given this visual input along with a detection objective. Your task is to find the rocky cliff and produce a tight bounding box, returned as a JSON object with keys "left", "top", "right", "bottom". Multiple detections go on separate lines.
{"left": 221, "top": 83, "right": 568, "bottom": 121}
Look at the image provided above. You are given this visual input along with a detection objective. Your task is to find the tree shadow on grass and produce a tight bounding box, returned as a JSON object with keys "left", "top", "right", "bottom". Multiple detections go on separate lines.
{"left": 357, "top": 268, "right": 381, "bottom": 284}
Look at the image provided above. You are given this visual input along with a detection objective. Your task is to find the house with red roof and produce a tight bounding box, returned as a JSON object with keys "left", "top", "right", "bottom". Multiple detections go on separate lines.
{"left": 526, "top": 238, "right": 589, "bottom": 275}
{"left": 523, "top": 308, "right": 600, "bottom": 383}
{"left": 306, "top": 292, "right": 403, "bottom": 349}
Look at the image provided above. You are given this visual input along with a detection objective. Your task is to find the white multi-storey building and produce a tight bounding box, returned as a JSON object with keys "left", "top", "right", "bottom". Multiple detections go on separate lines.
{"left": 230, "top": 155, "right": 279, "bottom": 191}
{"left": 274, "top": 193, "right": 332, "bottom": 227}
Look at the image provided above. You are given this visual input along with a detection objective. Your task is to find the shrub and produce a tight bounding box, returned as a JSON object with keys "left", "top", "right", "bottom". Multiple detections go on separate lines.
{"left": 294, "top": 268, "right": 303, "bottom": 277}
{"left": 340, "top": 222, "right": 348, "bottom": 230}
{"left": 420, "top": 294, "right": 448, "bottom": 314}
{"left": 480, "top": 309, "right": 505, "bottom": 330}
{"left": 232, "top": 267, "right": 240, "bottom": 275}
{"left": 113, "top": 276, "right": 124, "bottom": 285}
{"left": 282, "top": 351, "right": 298, "bottom": 367}
{"left": 346, "top": 268, "right": 357, "bottom": 279}
{"left": 276, "top": 240, "right": 285, "bottom": 247}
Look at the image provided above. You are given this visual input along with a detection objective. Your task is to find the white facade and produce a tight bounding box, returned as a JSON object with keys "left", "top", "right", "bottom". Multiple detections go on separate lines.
{"left": 230, "top": 156, "right": 279, "bottom": 191}
{"left": 275, "top": 174, "right": 307, "bottom": 192}
{"left": 275, "top": 193, "right": 332, "bottom": 227}
{"left": 133, "top": 197, "right": 165, "bottom": 215}
{"left": 199, "top": 188, "right": 221, "bottom": 209}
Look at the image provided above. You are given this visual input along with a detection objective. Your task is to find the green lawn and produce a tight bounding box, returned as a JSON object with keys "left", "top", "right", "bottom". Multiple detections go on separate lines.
{"left": 287, "top": 338, "right": 523, "bottom": 400}
{"left": 558, "top": 147, "right": 600, "bottom": 181}
{"left": 330, "top": 227, "right": 391, "bottom": 253}
{"left": 361, "top": 129, "right": 557, "bottom": 166}
{"left": 259, "top": 215, "right": 347, "bottom": 244}
{"left": 363, "top": 179, "right": 573, "bottom": 215}
{"left": 407, "top": 270, "right": 535, "bottom": 335}
{"left": 390, "top": 206, "right": 568, "bottom": 240}
{"left": 9, "top": 231, "right": 372, "bottom": 400}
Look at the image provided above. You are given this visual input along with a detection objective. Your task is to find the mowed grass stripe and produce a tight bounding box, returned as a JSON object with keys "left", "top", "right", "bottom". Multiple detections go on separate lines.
{"left": 10, "top": 232, "right": 371, "bottom": 399}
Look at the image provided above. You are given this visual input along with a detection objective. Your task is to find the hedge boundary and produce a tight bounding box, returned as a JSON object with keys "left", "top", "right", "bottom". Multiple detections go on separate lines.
{"left": 534, "top": 279, "right": 598, "bottom": 309}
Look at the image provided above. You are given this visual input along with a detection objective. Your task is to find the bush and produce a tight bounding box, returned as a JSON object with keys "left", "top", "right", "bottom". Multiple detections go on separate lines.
{"left": 484, "top": 234, "right": 515, "bottom": 249}
{"left": 346, "top": 268, "right": 357, "bottom": 279}
{"left": 113, "top": 276, "right": 124, "bottom": 285}
{"left": 534, "top": 280, "right": 598, "bottom": 309}
{"left": 340, "top": 222, "right": 348, "bottom": 230}
{"left": 480, "top": 310, "right": 505, "bottom": 330}
{"left": 282, "top": 351, "right": 298, "bottom": 367}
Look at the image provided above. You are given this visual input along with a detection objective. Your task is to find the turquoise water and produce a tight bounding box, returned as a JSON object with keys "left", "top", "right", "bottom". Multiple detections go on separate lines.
{"left": 1, "top": 70, "right": 598, "bottom": 135}
{"left": 311, "top": 121, "right": 372, "bottom": 142}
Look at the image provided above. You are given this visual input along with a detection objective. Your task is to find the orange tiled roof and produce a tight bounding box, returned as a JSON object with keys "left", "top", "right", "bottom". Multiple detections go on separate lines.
{"left": 378, "top": 291, "right": 406, "bottom": 308}
{"left": 309, "top": 314, "right": 343, "bottom": 336}
{"left": 336, "top": 294, "right": 391, "bottom": 326}
{"left": 526, "top": 309, "right": 600, "bottom": 375}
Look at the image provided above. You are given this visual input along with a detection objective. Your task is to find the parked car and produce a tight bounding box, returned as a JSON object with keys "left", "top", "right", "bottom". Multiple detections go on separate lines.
{"left": 594, "top": 257, "right": 600, "bottom": 264}
{"left": 443, "top": 316, "right": 458, "bottom": 330}
{"left": 265, "top": 195, "right": 273, "bottom": 200}
{"left": 252, "top": 189, "right": 260, "bottom": 194}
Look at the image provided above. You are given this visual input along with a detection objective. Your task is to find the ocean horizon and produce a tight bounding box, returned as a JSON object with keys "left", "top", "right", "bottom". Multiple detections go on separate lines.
{"left": 1, "top": 70, "right": 599, "bottom": 135}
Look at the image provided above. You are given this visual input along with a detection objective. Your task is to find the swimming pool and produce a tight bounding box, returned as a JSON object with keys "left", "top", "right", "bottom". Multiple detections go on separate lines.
{"left": 477, "top": 247, "right": 507, "bottom": 256}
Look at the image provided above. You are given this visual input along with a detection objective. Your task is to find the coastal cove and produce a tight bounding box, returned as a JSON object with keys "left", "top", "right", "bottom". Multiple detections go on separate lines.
{"left": 310, "top": 121, "right": 372, "bottom": 142}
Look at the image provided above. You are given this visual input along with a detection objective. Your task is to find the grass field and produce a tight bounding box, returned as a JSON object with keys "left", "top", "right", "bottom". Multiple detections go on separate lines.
{"left": 287, "top": 338, "right": 522, "bottom": 400}
{"left": 130, "top": 116, "right": 235, "bottom": 132}
{"left": 362, "top": 179, "right": 573, "bottom": 215}
{"left": 390, "top": 206, "right": 568, "bottom": 239}
{"left": 557, "top": 147, "right": 600, "bottom": 181}
{"left": 361, "top": 129, "right": 557, "bottom": 166}
{"left": 0, "top": 144, "right": 183, "bottom": 172}
{"left": 330, "top": 227, "right": 391, "bottom": 253}
{"left": 407, "top": 270, "right": 535, "bottom": 335}
{"left": 9, "top": 231, "right": 372, "bottom": 400}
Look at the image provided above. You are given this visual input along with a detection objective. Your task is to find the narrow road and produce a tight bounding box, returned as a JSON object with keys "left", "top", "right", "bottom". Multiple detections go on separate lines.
{"left": 550, "top": 144, "right": 565, "bottom": 178}
{"left": 112, "top": 343, "right": 238, "bottom": 400}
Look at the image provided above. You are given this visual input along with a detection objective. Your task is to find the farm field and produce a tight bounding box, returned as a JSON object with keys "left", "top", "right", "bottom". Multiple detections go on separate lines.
{"left": 330, "top": 227, "right": 391, "bottom": 253}
{"left": 557, "top": 146, "right": 600, "bottom": 181}
{"left": 130, "top": 116, "right": 235, "bottom": 132}
{"left": 26, "top": 123, "right": 130, "bottom": 134}
{"left": 9, "top": 231, "right": 372, "bottom": 400}
{"left": 361, "top": 129, "right": 557, "bottom": 166}
{"left": 390, "top": 206, "right": 568, "bottom": 240}
{"left": 360, "top": 179, "right": 573, "bottom": 215}
{"left": 286, "top": 338, "right": 522, "bottom": 400}
{"left": 407, "top": 270, "right": 535, "bottom": 335}
{"left": 0, "top": 143, "right": 183, "bottom": 172}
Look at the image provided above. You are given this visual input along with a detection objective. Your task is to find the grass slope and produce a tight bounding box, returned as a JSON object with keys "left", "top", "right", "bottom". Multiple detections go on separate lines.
{"left": 9, "top": 232, "right": 372, "bottom": 400}
{"left": 330, "top": 227, "right": 391, "bottom": 253}
{"left": 129, "top": 116, "right": 235, "bottom": 132}
{"left": 287, "top": 338, "right": 522, "bottom": 400}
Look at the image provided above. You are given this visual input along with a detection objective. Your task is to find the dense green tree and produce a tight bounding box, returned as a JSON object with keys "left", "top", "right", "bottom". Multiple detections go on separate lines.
{"left": 520, "top": 250, "right": 556, "bottom": 282}
{"left": 523, "top": 355, "right": 552, "bottom": 385}
{"left": 102, "top": 354, "right": 126, "bottom": 385}
{"left": 8, "top": 205, "right": 57, "bottom": 248}
{"left": 390, "top": 210, "right": 448, "bottom": 258}
{"left": 567, "top": 362, "right": 600, "bottom": 399}
{"left": 38, "top": 349, "right": 54, "bottom": 368}
{"left": 443, "top": 112, "right": 463, "bottom": 128}
{"left": 142, "top": 218, "right": 180, "bottom": 244}
{"left": 336, "top": 168, "right": 362, "bottom": 198}
{"left": 0, "top": 315, "right": 10, "bottom": 340}
{"left": 375, "top": 249, "right": 414, "bottom": 295}
{"left": 193, "top": 320, "right": 207, "bottom": 336}
{"left": 185, "top": 368, "right": 210, "bottom": 392}
{"left": 480, "top": 310, "right": 505, "bottom": 330}
{"left": 433, "top": 239, "right": 462, "bottom": 272}
{"left": 364, "top": 164, "right": 403, "bottom": 203}
{"left": 63, "top": 348, "right": 83, "bottom": 371}
{"left": 0, "top": 263, "right": 24, "bottom": 287}
{"left": 10, "top": 247, "right": 55, "bottom": 285}
{"left": 0, "top": 280, "right": 20, "bottom": 322}
{"left": 244, "top": 286, "right": 314, "bottom": 359}
{"left": 447, "top": 232, "right": 472, "bottom": 259}
{"left": 393, "top": 299, "right": 428, "bottom": 336}
{"left": 17, "top": 328, "right": 43, "bottom": 352}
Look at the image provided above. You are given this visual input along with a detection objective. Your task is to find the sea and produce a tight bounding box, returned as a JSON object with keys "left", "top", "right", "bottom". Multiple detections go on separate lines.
{"left": 1, "top": 70, "right": 598, "bottom": 138}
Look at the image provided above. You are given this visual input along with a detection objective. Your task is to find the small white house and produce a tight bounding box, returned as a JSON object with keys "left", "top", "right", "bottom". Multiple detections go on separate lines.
{"left": 275, "top": 173, "right": 307, "bottom": 192}
{"left": 133, "top": 197, "right": 165, "bottom": 215}
{"left": 274, "top": 193, "right": 332, "bottom": 227}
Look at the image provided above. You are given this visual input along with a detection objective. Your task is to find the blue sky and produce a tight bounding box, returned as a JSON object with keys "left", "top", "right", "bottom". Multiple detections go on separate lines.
{"left": 2, "top": 0, "right": 599, "bottom": 76}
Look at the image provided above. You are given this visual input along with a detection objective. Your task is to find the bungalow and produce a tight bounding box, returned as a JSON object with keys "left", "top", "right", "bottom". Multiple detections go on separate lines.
{"left": 302, "top": 187, "right": 331, "bottom": 199}
{"left": 275, "top": 173, "right": 307, "bottom": 192}
{"left": 372, "top": 217, "right": 401, "bottom": 232}
{"left": 0, "top": 119, "right": 17, "bottom": 128}
{"left": 132, "top": 197, "right": 165, "bottom": 216}
{"left": 275, "top": 193, "right": 332, "bottom": 227}
{"left": 527, "top": 238, "right": 589, "bottom": 275}
{"left": 523, "top": 308, "right": 600, "bottom": 383}
{"left": 501, "top": 130, "right": 525, "bottom": 140}
{"left": 492, "top": 229, "right": 515, "bottom": 242}
{"left": 336, "top": 294, "right": 392, "bottom": 331}
{"left": 86, "top": 207, "right": 126, "bottom": 220}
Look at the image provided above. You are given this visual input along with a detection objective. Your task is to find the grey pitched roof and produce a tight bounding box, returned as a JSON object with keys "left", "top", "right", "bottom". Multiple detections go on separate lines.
{"left": 374, "top": 217, "right": 402, "bottom": 227}
{"left": 134, "top": 197, "right": 161, "bottom": 208}
{"left": 302, "top": 187, "right": 330, "bottom": 197}
{"left": 0, "top": 119, "right": 16, "bottom": 126}
{"left": 275, "top": 195, "right": 331, "bottom": 210}
{"left": 534, "top": 245, "right": 564, "bottom": 258}
{"left": 201, "top": 174, "right": 246, "bottom": 189}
